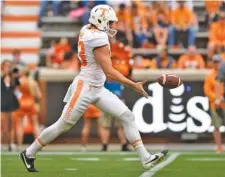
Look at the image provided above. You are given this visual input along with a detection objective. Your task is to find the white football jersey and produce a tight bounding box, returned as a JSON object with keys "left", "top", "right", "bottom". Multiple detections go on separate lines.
{"left": 76, "top": 25, "right": 109, "bottom": 87}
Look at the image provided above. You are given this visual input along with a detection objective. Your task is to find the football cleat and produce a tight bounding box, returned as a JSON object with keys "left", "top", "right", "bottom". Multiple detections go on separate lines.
{"left": 142, "top": 150, "right": 169, "bottom": 170}
{"left": 19, "top": 150, "right": 38, "bottom": 172}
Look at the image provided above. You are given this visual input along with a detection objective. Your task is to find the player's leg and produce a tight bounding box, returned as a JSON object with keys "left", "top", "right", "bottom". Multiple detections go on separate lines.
{"left": 114, "top": 119, "right": 130, "bottom": 151}
{"left": 95, "top": 88, "right": 168, "bottom": 169}
{"left": 20, "top": 80, "right": 91, "bottom": 172}
{"left": 1, "top": 112, "right": 8, "bottom": 149}
{"left": 98, "top": 112, "right": 112, "bottom": 151}
{"left": 211, "top": 109, "right": 223, "bottom": 153}
{"left": 28, "top": 108, "right": 40, "bottom": 139}
{"left": 8, "top": 112, "right": 15, "bottom": 151}
{"left": 81, "top": 117, "right": 91, "bottom": 151}
{"left": 13, "top": 111, "right": 24, "bottom": 150}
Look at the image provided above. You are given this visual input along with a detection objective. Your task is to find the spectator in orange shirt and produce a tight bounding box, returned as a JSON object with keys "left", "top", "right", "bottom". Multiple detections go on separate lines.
{"left": 130, "top": 3, "right": 150, "bottom": 48}
{"left": 110, "top": 38, "right": 132, "bottom": 77}
{"left": 168, "top": 1, "right": 196, "bottom": 48}
{"left": 132, "top": 56, "right": 151, "bottom": 69}
{"left": 151, "top": 46, "right": 176, "bottom": 69}
{"left": 204, "top": 54, "right": 225, "bottom": 154}
{"left": 205, "top": 0, "right": 222, "bottom": 27}
{"left": 99, "top": 38, "right": 131, "bottom": 151}
{"left": 116, "top": 3, "right": 133, "bottom": 46}
{"left": 208, "top": 12, "right": 225, "bottom": 59}
{"left": 178, "top": 46, "right": 205, "bottom": 69}
{"left": 151, "top": 2, "right": 170, "bottom": 46}
{"left": 46, "top": 38, "right": 71, "bottom": 68}
{"left": 220, "top": 52, "right": 225, "bottom": 61}
{"left": 61, "top": 51, "right": 80, "bottom": 71}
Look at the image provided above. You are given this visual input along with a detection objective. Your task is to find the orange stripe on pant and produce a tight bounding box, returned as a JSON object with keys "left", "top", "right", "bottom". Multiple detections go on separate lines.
{"left": 64, "top": 80, "right": 83, "bottom": 121}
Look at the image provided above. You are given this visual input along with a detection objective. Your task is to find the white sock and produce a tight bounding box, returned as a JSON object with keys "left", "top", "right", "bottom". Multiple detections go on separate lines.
{"left": 26, "top": 141, "right": 42, "bottom": 158}
{"left": 119, "top": 111, "right": 151, "bottom": 162}
{"left": 134, "top": 142, "right": 151, "bottom": 162}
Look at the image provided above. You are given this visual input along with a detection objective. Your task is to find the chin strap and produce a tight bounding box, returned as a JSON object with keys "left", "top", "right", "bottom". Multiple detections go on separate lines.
{"left": 107, "top": 28, "right": 117, "bottom": 37}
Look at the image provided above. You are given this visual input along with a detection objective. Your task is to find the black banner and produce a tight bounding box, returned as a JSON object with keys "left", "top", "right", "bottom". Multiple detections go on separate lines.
{"left": 46, "top": 81, "right": 225, "bottom": 138}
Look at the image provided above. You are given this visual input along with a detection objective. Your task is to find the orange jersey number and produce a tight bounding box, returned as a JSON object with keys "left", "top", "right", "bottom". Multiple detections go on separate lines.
{"left": 78, "top": 41, "right": 87, "bottom": 67}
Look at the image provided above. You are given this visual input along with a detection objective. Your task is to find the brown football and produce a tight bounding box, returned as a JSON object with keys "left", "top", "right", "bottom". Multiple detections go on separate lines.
{"left": 157, "top": 74, "right": 182, "bottom": 89}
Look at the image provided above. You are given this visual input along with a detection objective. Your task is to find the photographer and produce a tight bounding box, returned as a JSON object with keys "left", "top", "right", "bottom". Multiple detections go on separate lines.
{"left": 1, "top": 60, "right": 20, "bottom": 151}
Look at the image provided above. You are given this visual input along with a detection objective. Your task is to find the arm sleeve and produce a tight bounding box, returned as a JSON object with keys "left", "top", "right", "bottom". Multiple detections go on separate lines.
{"left": 216, "top": 62, "right": 225, "bottom": 82}
{"left": 88, "top": 32, "right": 109, "bottom": 49}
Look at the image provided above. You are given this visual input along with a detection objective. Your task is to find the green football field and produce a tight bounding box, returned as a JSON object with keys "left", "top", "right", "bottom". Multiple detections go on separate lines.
{"left": 1, "top": 152, "right": 225, "bottom": 177}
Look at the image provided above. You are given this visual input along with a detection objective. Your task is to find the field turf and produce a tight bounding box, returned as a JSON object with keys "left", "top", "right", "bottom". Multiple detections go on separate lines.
{"left": 1, "top": 152, "right": 225, "bottom": 177}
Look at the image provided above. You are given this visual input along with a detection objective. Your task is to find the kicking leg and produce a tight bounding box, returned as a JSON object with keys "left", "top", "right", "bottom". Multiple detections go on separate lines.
{"left": 95, "top": 88, "right": 168, "bottom": 169}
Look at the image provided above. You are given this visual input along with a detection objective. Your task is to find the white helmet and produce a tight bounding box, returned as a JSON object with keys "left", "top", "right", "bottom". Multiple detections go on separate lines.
{"left": 89, "top": 4, "right": 118, "bottom": 37}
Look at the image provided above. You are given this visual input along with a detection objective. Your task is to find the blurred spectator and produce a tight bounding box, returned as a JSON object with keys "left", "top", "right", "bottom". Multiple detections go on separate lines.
{"left": 116, "top": 3, "right": 133, "bottom": 46}
{"left": 38, "top": 1, "right": 60, "bottom": 27}
{"left": 130, "top": 3, "right": 151, "bottom": 48}
{"left": 12, "top": 49, "right": 24, "bottom": 68}
{"left": 13, "top": 68, "right": 42, "bottom": 151}
{"left": 1, "top": 60, "right": 20, "bottom": 151}
{"left": 132, "top": 56, "right": 151, "bottom": 69}
{"left": 204, "top": 54, "right": 224, "bottom": 154}
{"left": 151, "top": 2, "right": 170, "bottom": 46}
{"left": 151, "top": 45, "right": 176, "bottom": 69}
{"left": 220, "top": 52, "right": 225, "bottom": 61}
{"left": 61, "top": 51, "right": 80, "bottom": 71}
{"left": 208, "top": 12, "right": 225, "bottom": 59}
{"left": 110, "top": 38, "right": 132, "bottom": 77}
{"left": 107, "top": 0, "right": 131, "bottom": 9}
{"left": 81, "top": 0, "right": 107, "bottom": 25}
{"left": 170, "top": 0, "right": 193, "bottom": 10}
{"left": 168, "top": 1, "right": 196, "bottom": 48}
{"left": 205, "top": 0, "right": 222, "bottom": 27}
{"left": 81, "top": 105, "right": 101, "bottom": 152}
{"left": 178, "top": 46, "right": 205, "bottom": 69}
{"left": 97, "top": 38, "right": 131, "bottom": 152}
{"left": 46, "top": 38, "right": 71, "bottom": 68}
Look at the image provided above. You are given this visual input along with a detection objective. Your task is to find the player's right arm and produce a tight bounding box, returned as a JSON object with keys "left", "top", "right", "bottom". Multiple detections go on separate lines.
{"left": 94, "top": 45, "right": 148, "bottom": 98}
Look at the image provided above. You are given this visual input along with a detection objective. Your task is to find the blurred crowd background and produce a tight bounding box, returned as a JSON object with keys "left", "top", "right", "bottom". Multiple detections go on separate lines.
{"left": 1, "top": 0, "right": 225, "bottom": 152}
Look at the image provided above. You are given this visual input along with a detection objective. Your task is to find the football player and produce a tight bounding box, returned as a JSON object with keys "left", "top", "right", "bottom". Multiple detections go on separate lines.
{"left": 20, "top": 5, "right": 168, "bottom": 172}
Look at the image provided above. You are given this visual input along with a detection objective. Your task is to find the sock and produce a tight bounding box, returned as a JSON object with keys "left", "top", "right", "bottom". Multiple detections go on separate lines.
{"left": 26, "top": 117, "right": 73, "bottom": 157}
{"left": 133, "top": 141, "right": 151, "bottom": 162}
{"left": 119, "top": 111, "right": 150, "bottom": 162}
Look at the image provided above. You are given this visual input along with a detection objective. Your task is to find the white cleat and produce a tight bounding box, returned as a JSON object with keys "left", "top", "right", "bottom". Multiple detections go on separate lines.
{"left": 142, "top": 150, "right": 168, "bottom": 170}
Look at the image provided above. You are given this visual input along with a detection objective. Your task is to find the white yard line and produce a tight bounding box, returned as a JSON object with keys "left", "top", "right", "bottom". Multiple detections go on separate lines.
{"left": 139, "top": 153, "right": 181, "bottom": 177}
{"left": 1, "top": 151, "right": 222, "bottom": 155}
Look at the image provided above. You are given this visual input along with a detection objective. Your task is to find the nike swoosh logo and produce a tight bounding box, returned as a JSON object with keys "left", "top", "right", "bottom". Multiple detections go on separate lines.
{"left": 22, "top": 153, "right": 31, "bottom": 168}
{"left": 144, "top": 155, "right": 159, "bottom": 165}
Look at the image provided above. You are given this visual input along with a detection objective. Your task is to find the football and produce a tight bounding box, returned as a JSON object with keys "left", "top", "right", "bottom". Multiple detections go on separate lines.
{"left": 157, "top": 74, "right": 182, "bottom": 89}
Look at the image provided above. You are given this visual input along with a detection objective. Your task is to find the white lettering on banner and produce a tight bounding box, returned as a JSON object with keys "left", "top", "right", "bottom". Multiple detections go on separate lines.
{"left": 186, "top": 97, "right": 211, "bottom": 133}
{"left": 133, "top": 83, "right": 224, "bottom": 133}
{"left": 133, "top": 83, "right": 167, "bottom": 133}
